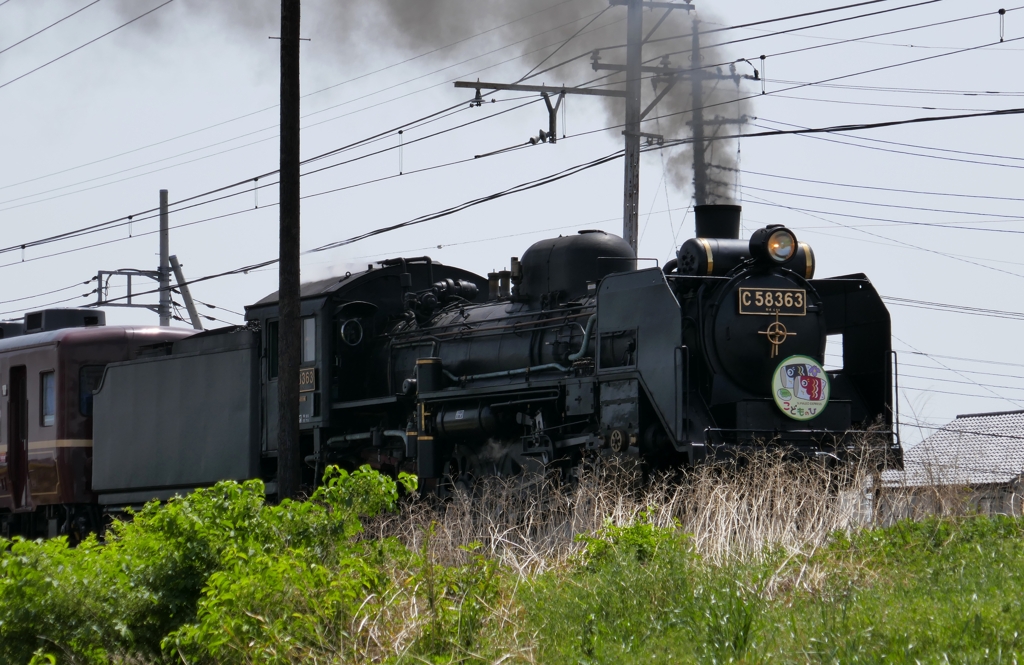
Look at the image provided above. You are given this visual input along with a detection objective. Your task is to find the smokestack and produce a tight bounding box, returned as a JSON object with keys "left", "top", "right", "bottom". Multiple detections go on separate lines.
{"left": 694, "top": 204, "right": 741, "bottom": 240}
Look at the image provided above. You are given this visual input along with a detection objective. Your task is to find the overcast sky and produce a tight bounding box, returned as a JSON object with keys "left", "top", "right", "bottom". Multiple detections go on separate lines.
{"left": 2, "top": 0, "right": 1023, "bottom": 445}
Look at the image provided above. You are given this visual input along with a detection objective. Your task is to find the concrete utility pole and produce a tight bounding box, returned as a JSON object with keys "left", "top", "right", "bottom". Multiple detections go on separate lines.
{"left": 169, "top": 255, "right": 203, "bottom": 331}
{"left": 621, "top": 0, "right": 644, "bottom": 251}
{"left": 454, "top": 0, "right": 701, "bottom": 254}
{"left": 690, "top": 17, "right": 708, "bottom": 206}
{"left": 277, "top": 0, "right": 302, "bottom": 500}
{"left": 158, "top": 189, "right": 170, "bottom": 326}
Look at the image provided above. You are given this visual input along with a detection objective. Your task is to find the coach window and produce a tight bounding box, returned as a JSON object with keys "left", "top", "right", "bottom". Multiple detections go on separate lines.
{"left": 302, "top": 316, "right": 316, "bottom": 363}
{"left": 40, "top": 371, "right": 55, "bottom": 427}
{"left": 267, "top": 320, "right": 279, "bottom": 379}
{"left": 79, "top": 365, "right": 106, "bottom": 417}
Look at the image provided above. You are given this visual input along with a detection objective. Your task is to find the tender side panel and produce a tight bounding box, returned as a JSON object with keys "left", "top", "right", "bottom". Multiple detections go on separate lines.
{"left": 93, "top": 330, "right": 260, "bottom": 495}
{"left": 596, "top": 269, "right": 684, "bottom": 442}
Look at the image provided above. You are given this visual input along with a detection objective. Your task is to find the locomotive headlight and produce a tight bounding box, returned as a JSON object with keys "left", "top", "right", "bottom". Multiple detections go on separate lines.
{"left": 750, "top": 225, "right": 798, "bottom": 265}
{"left": 767, "top": 229, "right": 795, "bottom": 262}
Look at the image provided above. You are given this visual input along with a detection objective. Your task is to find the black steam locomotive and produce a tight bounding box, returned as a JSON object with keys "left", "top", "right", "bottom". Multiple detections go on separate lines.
{"left": 0, "top": 204, "right": 899, "bottom": 534}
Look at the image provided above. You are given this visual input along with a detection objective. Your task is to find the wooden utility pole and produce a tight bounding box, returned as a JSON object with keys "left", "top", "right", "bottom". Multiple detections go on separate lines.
{"left": 278, "top": 0, "right": 302, "bottom": 499}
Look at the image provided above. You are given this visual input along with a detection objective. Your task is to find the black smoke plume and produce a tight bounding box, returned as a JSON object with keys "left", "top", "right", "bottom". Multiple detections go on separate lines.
{"left": 111, "top": 0, "right": 751, "bottom": 203}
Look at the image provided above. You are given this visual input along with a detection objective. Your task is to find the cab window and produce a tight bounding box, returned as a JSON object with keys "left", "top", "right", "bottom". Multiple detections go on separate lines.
{"left": 302, "top": 317, "right": 316, "bottom": 363}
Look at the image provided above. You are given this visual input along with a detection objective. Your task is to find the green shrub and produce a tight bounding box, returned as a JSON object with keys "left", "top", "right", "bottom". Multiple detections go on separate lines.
{"left": 0, "top": 466, "right": 414, "bottom": 664}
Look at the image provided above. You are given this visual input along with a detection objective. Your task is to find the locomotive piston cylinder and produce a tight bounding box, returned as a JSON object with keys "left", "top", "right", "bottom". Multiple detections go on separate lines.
{"left": 434, "top": 404, "right": 498, "bottom": 439}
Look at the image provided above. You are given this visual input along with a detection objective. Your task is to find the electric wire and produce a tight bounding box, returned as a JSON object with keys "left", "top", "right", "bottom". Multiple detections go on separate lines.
{"left": 766, "top": 92, "right": 1005, "bottom": 113}
{"left": 895, "top": 334, "right": 1023, "bottom": 409}
{"left": 0, "top": 0, "right": 174, "bottom": 92}
{"left": 883, "top": 297, "right": 1024, "bottom": 321}
{"left": 0, "top": 0, "right": 584, "bottom": 194}
{"left": 900, "top": 363, "right": 1024, "bottom": 381}
{"left": 0, "top": 118, "right": 543, "bottom": 270}
{"left": 737, "top": 168, "right": 1024, "bottom": 204}
{"left": 647, "top": 0, "right": 990, "bottom": 60}
{"left": 618, "top": 0, "right": 922, "bottom": 48}
{"left": 0, "top": 0, "right": 102, "bottom": 57}
{"left": 0, "top": 100, "right": 473, "bottom": 212}
{"left": 520, "top": 1, "right": 977, "bottom": 91}
{"left": 0, "top": 279, "right": 95, "bottom": 306}
{"left": 741, "top": 190, "right": 1024, "bottom": 280}
{"left": 757, "top": 116, "right": 1024, "bottom": 163}
{"left": 0, "top": 96, "right": 541, "bottom": 258}
{"left": 0, "top": 9, "right": 620, "bottom": 213}
{"left": 769, "top": 78, "right": 1024, "bottom": 96}
{"left": 742, "top": 195, "right": 1024, "bottom": 235}
{"left": 79, "top": 148, "right": 627, "bottom": 308}
{"left": 636, "top": 33, "right": 1024, "bottom": 134}
{"left": 897, "top": 350, "right": 1024, "bottom": 369}
{"left": 6, "top": 101, "right": 1024, "bottom": 277}
{"left": 740, "top": 183, "right": 1024, "bottom": 221}
{"left": 12, "top": 39, "right": 1024, "bottom": 303}
{"left": 0, "top": 292, "right": 97, "bottom": 318}
{"left": 902, "top": 374, "right": 1024, "bottom": 392}
{"left": 517, "top": 4, "right": 611, "bottom": 83}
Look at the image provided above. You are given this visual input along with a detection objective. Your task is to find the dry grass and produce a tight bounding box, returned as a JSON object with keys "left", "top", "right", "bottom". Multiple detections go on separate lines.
{"left": 367, "top": 442, "right": 1022, "bottom": 573}
{"left": 367, "top": 451, "right": 874, "bottom": 574}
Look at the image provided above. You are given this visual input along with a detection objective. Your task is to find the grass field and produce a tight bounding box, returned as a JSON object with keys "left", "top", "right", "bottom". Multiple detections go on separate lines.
{"left": 2, "top": 459, "right": 1022, "bottom": 664}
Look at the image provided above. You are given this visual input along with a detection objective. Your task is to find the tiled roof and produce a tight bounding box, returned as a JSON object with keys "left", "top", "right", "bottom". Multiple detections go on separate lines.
{"left": 881, "top": 410, "right": 1024, "bottom": 487}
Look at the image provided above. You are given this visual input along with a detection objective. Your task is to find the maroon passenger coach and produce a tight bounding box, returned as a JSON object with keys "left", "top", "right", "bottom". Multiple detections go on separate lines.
{"left": 0, "top": 309, "right": 191, "bottom": 539}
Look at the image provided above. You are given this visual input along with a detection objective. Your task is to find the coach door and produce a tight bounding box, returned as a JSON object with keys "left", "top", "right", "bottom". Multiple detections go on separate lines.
{"left": 7, "top": 366, "right": 27, "bottom": 509}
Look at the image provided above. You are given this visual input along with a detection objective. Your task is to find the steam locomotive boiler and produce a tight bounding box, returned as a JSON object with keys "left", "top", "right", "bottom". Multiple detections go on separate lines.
{"left": 310, "top": 203, "right": 899, "bottom": 492}
{"left": 83, "top": 204, "right": 899, "bottom": 507}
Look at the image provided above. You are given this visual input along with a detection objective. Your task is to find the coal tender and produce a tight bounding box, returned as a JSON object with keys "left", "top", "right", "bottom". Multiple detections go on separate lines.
{"left": 91, "top": 204, "right": 899, "bottom": 503}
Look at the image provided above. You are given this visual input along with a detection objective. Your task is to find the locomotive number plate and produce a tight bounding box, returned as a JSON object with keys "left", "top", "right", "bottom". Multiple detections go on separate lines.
{"left": 738, "top": 288, "right": 806, "bottom": 316}
{"left": 299, "top": 367, "right": 317, "bottom": 393}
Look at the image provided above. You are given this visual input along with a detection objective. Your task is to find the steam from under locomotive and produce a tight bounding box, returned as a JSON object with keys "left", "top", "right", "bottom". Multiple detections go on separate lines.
{"left": 107, "top": 0, "right": 750, "bottom": 205}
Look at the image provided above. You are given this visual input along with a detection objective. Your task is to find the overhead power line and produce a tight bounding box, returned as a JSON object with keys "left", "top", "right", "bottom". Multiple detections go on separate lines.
{"left": 0, "top": 279, "right": 94, "bottom": 306}
{"left": 737, "top": 169, "right": 1024, "bottom": 204}
{"left": 743, "top": 196, "right": 1024, "bottom": 235}
{"left": 648, "top": 0, "right": 948, "bottom": 54}
{"left": 639, "top": 32, "right": 1024, "bottom": 131}
{"left": 756, "top": 117, "right": 1024, "bottom": 164}
{"left": 899, "top": 350, "right": 1024, "bottom": 369}
{"left": 0, "top": 97, "right": 540, "bottom": 259}
{"left": 0, "top": 0, "right": 102, "bottom": 56}
{"left": 769, "top": 78, "right": 1024, "bottom": 96}
{"left": 0, "top": 0, "right": 604, "bottom": 202}
{"left": 884, "top": 297, "right": 1024, "bottom": 321}
{"left": 658, "top": 106, "right": 1024, "bottom": 152}
{"left": 6, "top": 99, "right": 1024, "bottom": 277}
{"left": 0, "top": 0, "right": 174, "bottom": 92}
{"left": 81, "top": 148, "right": 627, "bottom": 309}
{"left": 741, "top": 183, "right": 1024, "bottom": 221}
{"left": 655, "top": 0, "right": 931, "bottom": 43}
